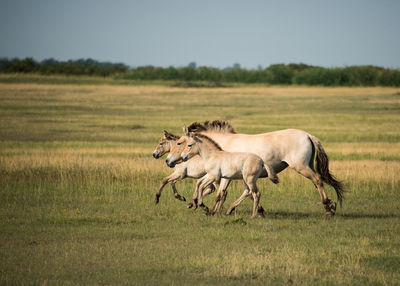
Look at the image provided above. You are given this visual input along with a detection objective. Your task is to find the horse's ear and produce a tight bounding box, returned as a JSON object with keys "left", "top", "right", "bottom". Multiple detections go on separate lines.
{"left": 183, "top": 125, "right": 189, "bottom": 135}
{"left": 163, "top": 130, "right": 169, "bottom": 136}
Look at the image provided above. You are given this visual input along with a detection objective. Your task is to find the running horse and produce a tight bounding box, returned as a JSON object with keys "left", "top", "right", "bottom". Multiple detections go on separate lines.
{"left": 152, "top": 130, "right": 215, "bottom": 204}
{"left": 178, "top": 126, "right": 279, "bottom": 217}
{"left": 166, "top": 120, "right": 345, "bottom": 216}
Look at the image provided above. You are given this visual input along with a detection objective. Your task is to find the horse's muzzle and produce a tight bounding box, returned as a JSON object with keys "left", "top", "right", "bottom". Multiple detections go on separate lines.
{"left": 153, "top": 151, "right": 160, "bottom": 159}
{"left": 165, "top": 159, "right": 176, "bottom": 168}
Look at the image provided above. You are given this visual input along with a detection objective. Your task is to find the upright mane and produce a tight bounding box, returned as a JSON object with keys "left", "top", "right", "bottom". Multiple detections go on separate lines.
{"left": 195, "top": 133, "right": 223, "bottom": 151}
{"left": 164, "top": 131, "right": 179, "bottom": 141}
{"left": 187, "top": 120, "right": 236, "bottom": 134}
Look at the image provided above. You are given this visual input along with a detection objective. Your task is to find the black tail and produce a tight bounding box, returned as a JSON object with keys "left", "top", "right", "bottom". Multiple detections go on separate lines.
{"left": 309, "top": 136, "right": 345, "bottom": 206}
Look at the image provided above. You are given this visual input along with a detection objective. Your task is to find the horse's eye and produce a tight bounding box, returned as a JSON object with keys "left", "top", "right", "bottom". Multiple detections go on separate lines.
{"left": 177, "top": 142, "right": 181, "bottom": 146}
{"left": 159, "top": 143, "right": 163, "bottom": 146}
{"left": 188, "top": 144, "right": 192, "bottom": 148}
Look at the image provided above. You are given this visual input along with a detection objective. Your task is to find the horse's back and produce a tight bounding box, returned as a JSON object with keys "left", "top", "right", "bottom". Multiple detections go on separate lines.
{"left": 217, "top": 129, "right": 313, "bottom": 168}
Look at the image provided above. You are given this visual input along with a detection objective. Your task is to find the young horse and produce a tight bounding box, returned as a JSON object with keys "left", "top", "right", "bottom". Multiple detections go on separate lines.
{"left": 185, "top": 120, "right": 345, "bottom": 216}
{"left": 155, "top": 130, "right": 260, "bottom": 215}
{"left": 172, "top": 127, "right": 279, "bottom": 218}
{"left": 152, "top": 130, "right": 215, "bottom": 204}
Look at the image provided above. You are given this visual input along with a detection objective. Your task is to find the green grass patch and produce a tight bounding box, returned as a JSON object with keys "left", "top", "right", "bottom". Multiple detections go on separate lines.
{"left": 1, "top": 79, "right": 400, "bottom": 285}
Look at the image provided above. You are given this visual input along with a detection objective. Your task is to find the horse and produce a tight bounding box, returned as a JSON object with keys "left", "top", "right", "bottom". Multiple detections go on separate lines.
{"left": 154, "top": 130, "right": 267, "bottom": 216}
{"left": 171, "top": 126, "right": 279, "bottom": 217}
{"left": 166, "top": 120, "right": 345, "bottom": 216}
{"left": 152, "top": 130, "right": 215, "bottom": 204}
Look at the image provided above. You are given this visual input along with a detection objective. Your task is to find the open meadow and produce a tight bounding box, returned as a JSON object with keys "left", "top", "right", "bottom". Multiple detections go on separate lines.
{"left": 0, "top": 75, "right": 400, "bottom": 285}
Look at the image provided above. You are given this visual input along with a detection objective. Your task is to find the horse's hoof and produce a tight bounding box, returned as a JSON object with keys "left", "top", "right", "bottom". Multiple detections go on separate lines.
{"left": 330, "top": 201, "right": 337, "bottom": 212}
{"left": 187, "top": 203, "right": 193, "bottom": 209}
{"left": 154, "top": 196, "right": 160, "bottom": 204}
{"left": 175, "top": 195, "right": 186, "bottom": 202}
{"left": 200, "top": 204, "right": 209, "bottom": 214}
{"left": 208, "top": 210, "right": 216, "bottom": 216}
{"left": 324, "top": 199, "right": 337, "bottom": 215}
{"left": 325, "top": 211, "right": 335, "bottom": 218}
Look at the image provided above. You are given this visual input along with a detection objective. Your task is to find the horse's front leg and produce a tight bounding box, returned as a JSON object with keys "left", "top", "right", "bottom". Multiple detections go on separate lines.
{"left": 187, "top": 177, "right": 205, "bottom": 209}
{"left": 214, "top": 179, "right": 231, "bottom": 214}
{"left": 171, "top": 182, "right": 186, "bottom": 202}
{"left": 155, "top": 172, "right": 182, "bottom": 204}
{"left": 208, "top": 180, "right": 221, "bottom": 215}
{"left": 197, "top": 176, "right": 215, "bottom": 215}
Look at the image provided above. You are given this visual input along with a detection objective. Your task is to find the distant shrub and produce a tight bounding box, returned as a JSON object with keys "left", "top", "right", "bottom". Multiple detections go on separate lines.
{"left": 343, "top": 66, "right": 381, "bottom": 86}
{"left": 265, "top": 64, "right": 294, "bottom": 84}
{"left": 377, "top": 69, "right": 400, "bottom": 86}
{"left": 293, "top": 68, "right": 348, "bottom": 86}
{"left": 294, "top": 66, "right": 400, "bottom": 86}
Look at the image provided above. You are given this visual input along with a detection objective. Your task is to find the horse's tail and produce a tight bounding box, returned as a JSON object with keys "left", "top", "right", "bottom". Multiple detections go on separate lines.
{"left": 309, "top": 135, "right": 345, "bottom": 206}
{"left": 263, "top": 162, "right": 279, "bottom": 184}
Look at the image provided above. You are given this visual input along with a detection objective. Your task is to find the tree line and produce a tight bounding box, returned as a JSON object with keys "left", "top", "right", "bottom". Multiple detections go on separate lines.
{"left": 119, "top": 63, "right": 400, "bottom": 86}
{"left": 0, "top": 58, "right": 128, "bottom": 77}
{"left": 1, "top": 57, "right": 399, "bottom": 86}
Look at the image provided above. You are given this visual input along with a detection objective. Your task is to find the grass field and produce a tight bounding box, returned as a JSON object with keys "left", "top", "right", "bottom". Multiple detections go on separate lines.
{"left": 1, "top": 75, "right": 400, "bottom": 285}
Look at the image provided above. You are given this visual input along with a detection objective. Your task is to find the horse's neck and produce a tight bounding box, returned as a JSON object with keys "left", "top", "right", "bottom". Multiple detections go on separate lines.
{"left": 198, "top": 140, "right": 219, "bottom": 161}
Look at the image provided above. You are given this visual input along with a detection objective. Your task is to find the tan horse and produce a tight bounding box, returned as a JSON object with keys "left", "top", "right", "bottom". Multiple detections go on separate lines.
{"left": 167, "top": 120, "right": 345, "bottom": 216}
{"left": 154, "top": 131, "right": 266, "bottom": 216}
{"left": 174, "top": 126, "right": 278, "bottom": 217}
{"left": 152, "top": 130, "right": 215, "bottom": 204}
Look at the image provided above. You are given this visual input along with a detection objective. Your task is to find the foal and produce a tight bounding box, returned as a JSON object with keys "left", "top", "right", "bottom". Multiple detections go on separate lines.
{"left": 177, "top": 127, "right": 279, "bottom": 218}
{"left": 152, "top": 130, "right": 215, "bottom": 204}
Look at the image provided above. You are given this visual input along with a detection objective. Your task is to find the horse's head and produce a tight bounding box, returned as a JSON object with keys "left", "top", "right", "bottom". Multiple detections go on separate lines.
{"left": 181, "top": 130, "right": 201, "bottom": 162}
{"left": 165, "top": 125, "right": 194, "bottom": 167}
{"left": 153, "top": 130, "right": 176, "bottom": 159}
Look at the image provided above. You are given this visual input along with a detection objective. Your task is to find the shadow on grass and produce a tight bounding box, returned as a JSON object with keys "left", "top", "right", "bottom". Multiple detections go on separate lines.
{"left": 259, "top": 210, "right": 400, "bottom": 220}
{"left": 337, "top": 212, "right": 400, "bottom": 219}
{"left": 263, "top": 210, "right": 312, "bottom": 219}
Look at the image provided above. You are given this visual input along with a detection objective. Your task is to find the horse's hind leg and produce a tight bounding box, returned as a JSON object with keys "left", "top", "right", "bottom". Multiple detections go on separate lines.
{"left": 226, "top": 184, "right": 250, "bottom": 216}
{"left": 245, "top": 178, "right": 261, "bottom": 218}
{"left": 294, "top": 165, "right": 336, "bottom": 216}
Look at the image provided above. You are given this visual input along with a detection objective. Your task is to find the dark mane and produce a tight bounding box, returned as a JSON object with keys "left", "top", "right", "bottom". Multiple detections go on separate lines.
{"left": 187, "top": 120, "right": 236, "bottom": 134}
{"left": 164, "top": 131, "right": 179, "bottom": 141}
{"left": 195, "top": 133, "right": 223, "bottom": 151}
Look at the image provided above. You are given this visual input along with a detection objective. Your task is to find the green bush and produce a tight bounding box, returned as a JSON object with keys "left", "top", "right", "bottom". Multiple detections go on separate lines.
{"left": 377, "top": 69, "right": 400, "bottom": 86}
{"left": 293, "top": 68, "right": 346, "bottom": 86}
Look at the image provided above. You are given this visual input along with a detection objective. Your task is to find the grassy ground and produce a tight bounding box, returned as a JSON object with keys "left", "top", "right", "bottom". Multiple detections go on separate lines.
{"left": 1, "top": 75, "right": 400, "bottom": 285}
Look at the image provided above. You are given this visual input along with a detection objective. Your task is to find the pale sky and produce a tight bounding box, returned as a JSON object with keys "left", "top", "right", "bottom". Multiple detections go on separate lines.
{"left": 0, "top": 0, "right": 399, "bottom": 69}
